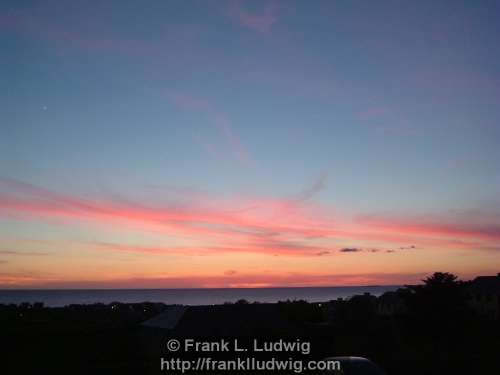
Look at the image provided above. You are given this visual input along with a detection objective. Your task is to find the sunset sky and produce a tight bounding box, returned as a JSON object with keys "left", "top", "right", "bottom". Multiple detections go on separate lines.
{"left": 1, "top": 0, "right": 499, "bottom": 288}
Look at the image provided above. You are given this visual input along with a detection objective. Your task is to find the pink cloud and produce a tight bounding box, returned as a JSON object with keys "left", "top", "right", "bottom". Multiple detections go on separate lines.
{"left": 227, "top": 1, "right": 283, "bottom": 33}
{"left": 0, "top": 177, "right": 337, "bottom": 247}
{"left": 91, "top": 241, "right": 332, "bottom": 258}
{"left": 358, "top": 212, "right": 500, "bottom": 242}
{"left": 415, "top": 69, "right": 500, "bottom": 92}
{"left": 0, "top": 8, "right": 201, "bottom": 65}
{"left": 165, "top": 92, "right": 215, "bottom": 113}
{"left": 192, "top": 133, "right": 224, "bottom": 161}
{"left": 165, "top": 91, "right": 253, "bottom": 165}
{"left": 212, "top": 113, "right": 252, "bottom": 164}
{"left": 356, "top": 106, "right": 419, "bottom": 136}
{"left": 357, "top": 107, "right": 391, "bottom": 121}
{"left": 1, "top": 178, "right": 499, "bottom": 259}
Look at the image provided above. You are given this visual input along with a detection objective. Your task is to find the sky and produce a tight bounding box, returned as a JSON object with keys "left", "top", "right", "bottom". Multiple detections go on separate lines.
{"left": 1, "top": 0, "right": 500, "bottom": 288}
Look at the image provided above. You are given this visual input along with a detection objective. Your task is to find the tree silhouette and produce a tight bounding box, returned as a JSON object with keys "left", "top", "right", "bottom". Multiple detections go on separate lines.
{"left": 422, "top": 272, "right": 459, "bottom": 287}
{"left": 404, "top": 272, "right": 471, "bottom": 336}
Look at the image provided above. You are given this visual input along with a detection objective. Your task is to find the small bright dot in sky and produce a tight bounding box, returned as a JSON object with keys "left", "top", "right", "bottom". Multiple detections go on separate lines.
{"left": 42, "top": 106, "right": 47, "bottom": 111}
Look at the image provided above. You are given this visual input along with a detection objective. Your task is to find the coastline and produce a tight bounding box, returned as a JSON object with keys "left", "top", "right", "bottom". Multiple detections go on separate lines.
{"left": 0, "top": 285, "right": 401, "bottom": 307}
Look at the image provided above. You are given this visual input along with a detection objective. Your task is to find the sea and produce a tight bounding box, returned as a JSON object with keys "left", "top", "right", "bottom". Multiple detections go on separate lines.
{"left": 0, "top": 286, "right": 400, "bottom": 307}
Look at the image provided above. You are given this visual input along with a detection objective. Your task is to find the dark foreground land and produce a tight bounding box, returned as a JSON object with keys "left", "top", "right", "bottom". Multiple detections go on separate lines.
{"left": 2, "top": 273, "right": 500, "bottom": 375}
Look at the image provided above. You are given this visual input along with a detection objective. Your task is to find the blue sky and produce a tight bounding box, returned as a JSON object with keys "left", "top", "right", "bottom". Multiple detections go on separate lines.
{"left": 1, "top": 0, "right": 499, "bottom": 287}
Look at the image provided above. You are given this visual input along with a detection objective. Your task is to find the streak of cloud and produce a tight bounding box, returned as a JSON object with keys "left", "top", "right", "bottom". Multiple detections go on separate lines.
{"left": 227, "top": 0, "right": 283, "bottom": 33}
{"left": 0, "top": 250, "right": 49, "bottom": 256}
{"left": 294, "top": 172, "right": 328, "bottom": 203}
{"left": 0, "top": 271, "right": 430, "bottom": 289}
{"left": 339, "top": 247, "right": 362, "bottom": 253}
{"left": 1, "top": 178, "right": 499, "bottom": 260}
{"left": 166, "top": 91, "right": 253, "bottom": 165}
{"left": 358, "top": 212, "right": 500, "bottom": 241}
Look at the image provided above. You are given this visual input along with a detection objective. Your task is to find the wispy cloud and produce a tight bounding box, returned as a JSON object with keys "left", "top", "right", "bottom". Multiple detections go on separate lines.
{"left": 166, "top": 91, "right": 253, "bottom": 165}
{"left": 91, "top": 241, "right": 331, "bottom": 258}
{"left": 356, "top": 106, "right": 418, "bottom": 136}
{"left": 0, "top": 250, "right": 49, "bottom": 256}
{"left": 294, "top": 172, "right": 328, "bottom": 203}
{"left": 0, "top": 271, "right": 430, "bottom": 289}
{"left": 166, "top": 92, "right": 215, "bottom": 113}
{"left": 0, "top": 177, "right": 338, "bottom": 257}
{"left": 0, "top": 8, "right": 200, "bottom": 62}
{"left": 358, "top": 212, "right": 500, "bottom": 242}
{"left": 227, "top": 0, "right": 283, "bottom": 33}
{"left": 1, "top": 177, "right": 499, "bottom": 261}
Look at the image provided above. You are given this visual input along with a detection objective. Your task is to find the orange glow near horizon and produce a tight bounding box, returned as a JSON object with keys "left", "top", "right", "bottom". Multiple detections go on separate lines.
{"left": 1, "top": 178, "right": 499, "bottom": 288}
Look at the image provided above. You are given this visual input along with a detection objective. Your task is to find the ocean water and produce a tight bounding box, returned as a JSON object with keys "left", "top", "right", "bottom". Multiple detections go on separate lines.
{"left": 0, "top": 286, "right": 400, "bottom": 307}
